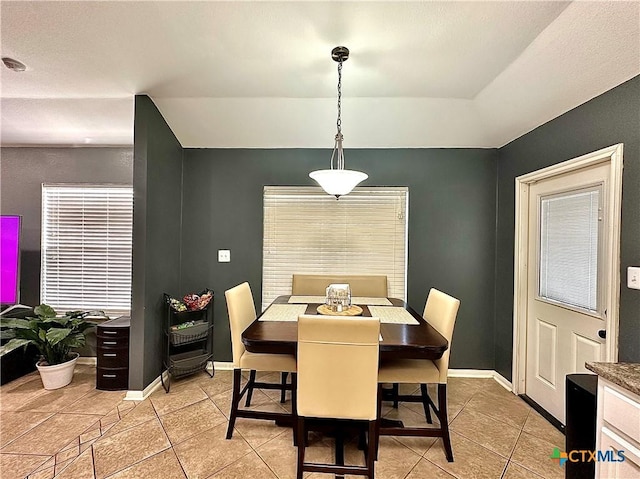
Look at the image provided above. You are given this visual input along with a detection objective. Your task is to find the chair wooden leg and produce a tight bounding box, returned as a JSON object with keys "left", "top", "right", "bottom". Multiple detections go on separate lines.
{"left": 358, "top": 429, "right": 366, "bottom": 450}
{"left": 420, "top": 383, "right": 433, "bottom": 424}
{"left": 226, "top": 368, "right": 242, "bottom": 439}
{"left": 296, "top": 416, "right": 305, "bottom": 479}
{"left": 336, "top": 434, "right": 347, "bottom": 478}
{"left": 280, "top": 372, "right": 288, "bottom": 403}
{"left": 291, "top": 373, "right": 298, "bottom": 446}
{"left": 335, "top": 428, "right": 345, "bottom": 476}
{"left": 244, "top": 370, "right": 257, "bottom": 407}
{"left": 392, "top": 383, "right": 399, "bottom": 408}
{"left": 367, "top": 419, "right": 377, "bottom": 479}
{"left": 375, "top": 384, "right": 382, "bottom": 460}
{"left": 438, "top": 383, "right": 454, "bottom": 462}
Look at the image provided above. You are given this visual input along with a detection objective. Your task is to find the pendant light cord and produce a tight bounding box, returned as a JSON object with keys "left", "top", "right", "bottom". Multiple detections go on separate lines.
{"left": 336, "top": 59, "right": 342, "bottom": 136}
{"left": 331, "top": 59, "right": 344, "bottom": 170}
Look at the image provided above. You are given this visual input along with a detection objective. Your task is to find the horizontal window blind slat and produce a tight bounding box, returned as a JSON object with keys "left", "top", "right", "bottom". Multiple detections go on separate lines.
{"left": 42, "top": 184, "right": 133, "bottom": 314}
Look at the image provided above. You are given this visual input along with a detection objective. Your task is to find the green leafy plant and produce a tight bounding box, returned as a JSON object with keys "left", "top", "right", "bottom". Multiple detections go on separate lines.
{"left": 0, "top": 304, "right": 102, "bottom": 365}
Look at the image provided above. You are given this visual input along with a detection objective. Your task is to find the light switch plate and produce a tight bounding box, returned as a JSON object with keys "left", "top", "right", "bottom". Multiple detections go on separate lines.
{"left": 628, "top": 266, "right": 640, "bottom": 290}
{"left": 218, "top": 250, "right": 231, "bottom": 263}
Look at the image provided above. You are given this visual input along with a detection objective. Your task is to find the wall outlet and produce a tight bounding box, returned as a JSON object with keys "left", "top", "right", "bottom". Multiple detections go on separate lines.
{"left": 218, "top": 250, "right": 231, "bottom": 263}
{"left": 628, "top": 266, "right": 640, "bottom": 290}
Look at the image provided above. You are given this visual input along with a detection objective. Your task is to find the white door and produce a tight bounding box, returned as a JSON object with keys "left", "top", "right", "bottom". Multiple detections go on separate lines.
{"left": 525, "top": 163, "right": 609, "bottom": 424}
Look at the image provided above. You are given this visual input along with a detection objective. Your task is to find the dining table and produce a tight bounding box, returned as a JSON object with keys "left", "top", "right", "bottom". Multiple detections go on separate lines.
{"left": 242, "top": 295, "right": 449, "bottom": 361}
{"left": 241, "top": 295, "right": 450, "bottom": 465}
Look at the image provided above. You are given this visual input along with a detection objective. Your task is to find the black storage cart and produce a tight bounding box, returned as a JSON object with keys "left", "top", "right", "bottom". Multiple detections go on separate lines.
{"left": 161, "top": 292, "right": 214, "bottom": 392}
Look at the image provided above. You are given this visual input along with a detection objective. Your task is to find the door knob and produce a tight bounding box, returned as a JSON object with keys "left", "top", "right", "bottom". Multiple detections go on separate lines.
{"left": 598, "top": 330, "right": 607, "bottom": 339}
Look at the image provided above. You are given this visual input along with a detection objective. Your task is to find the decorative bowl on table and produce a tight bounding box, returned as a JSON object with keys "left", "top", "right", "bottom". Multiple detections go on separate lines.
{"left": 317, "top": 303, "right": 363, "bottom": 316}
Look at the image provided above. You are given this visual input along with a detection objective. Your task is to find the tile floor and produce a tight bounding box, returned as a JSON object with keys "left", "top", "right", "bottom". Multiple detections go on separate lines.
{"left": 0, "top": 366, "right": 566, "bottom": 479}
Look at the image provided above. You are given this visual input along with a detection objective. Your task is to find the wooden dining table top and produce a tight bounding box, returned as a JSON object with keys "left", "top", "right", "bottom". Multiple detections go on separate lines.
{"left": 242, "top": 296, "right": 448, "bottom": 360}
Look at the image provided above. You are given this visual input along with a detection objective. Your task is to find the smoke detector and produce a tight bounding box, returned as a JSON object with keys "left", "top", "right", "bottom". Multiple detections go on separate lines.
{"left": 2, "top": 57, "right": 27, "bottom": 72}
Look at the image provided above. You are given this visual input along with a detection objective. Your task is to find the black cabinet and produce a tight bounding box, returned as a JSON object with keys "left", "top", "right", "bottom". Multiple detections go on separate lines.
{"left": 96, "top": 316, "right": 130, "bottom": 390}
{"left": 566, "top": 374, "right": 597, "bottom": 479}
{"left": 161, "top": 294, "right": 214, "bottom": 392}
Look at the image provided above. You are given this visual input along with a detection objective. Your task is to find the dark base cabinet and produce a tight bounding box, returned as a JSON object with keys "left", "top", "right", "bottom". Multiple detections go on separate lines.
{"left": 566, "top": 374, "right": 598, "bottom": 479}
{"left": 96, "top": 316, "right": 130, "bottom": 390}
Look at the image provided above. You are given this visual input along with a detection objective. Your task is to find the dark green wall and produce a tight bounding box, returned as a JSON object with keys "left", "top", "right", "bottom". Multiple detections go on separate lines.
{"left": 130, "top": 96, "right": 184, "bottom": 390}
{"left": 495, "top": 75, "right": 640, "bottom": 379}
{"left": 135, "top": 76, "right": 638, "bottom": 388}
{"left": 179, "top": 148, "right": 498, "bottom": 370}
{"left": 0, "top": 147, "right": 132, "bottom": 307}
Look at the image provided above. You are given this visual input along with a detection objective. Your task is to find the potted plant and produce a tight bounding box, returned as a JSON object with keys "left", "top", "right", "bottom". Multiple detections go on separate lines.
{"left": 0, "top": 304, "right": 100, "bottom": 389}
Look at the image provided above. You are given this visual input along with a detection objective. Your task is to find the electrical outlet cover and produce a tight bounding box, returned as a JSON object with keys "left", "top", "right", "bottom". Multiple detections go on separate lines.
{"left": 218, "top": 250, "right": 231, "bottom": 263}
{"left": 628, "top": 266, "right": 640, "bottom": 290}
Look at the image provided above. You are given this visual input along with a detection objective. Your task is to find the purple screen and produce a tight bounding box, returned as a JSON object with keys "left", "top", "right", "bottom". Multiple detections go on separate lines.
{"left": 1, "top": 216, "right": 21, "bottom": 304}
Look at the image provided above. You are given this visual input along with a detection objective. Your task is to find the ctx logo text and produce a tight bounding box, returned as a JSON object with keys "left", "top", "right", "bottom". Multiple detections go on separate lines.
{"left": 569, "top": 450, "right": 625, "bottom": 462}
{"left": 551, "top": 448, "right": 625, "bottom": 466}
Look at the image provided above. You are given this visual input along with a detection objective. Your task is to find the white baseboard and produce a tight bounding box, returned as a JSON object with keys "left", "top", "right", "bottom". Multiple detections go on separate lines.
{"left": 124, "top": 362, "right": 224, "bottom": 401}
{"left": 448, "top": 369, "right": 513, "bottom": 391}
{"left": 203, "top": 365, "right": 515, "bottom": 391}
{"left": 125, "top": 370, "right": 167, "bottom": 401}
{"left": 492, "top": 371, "right": 513, "bottom": 391}
{"left": 120, "top": 365, "right": 513, "bottom": 401}
{"left": 448, "top": 368, "right": 495, "bottom": 378}
{"left": 213, "top": 361, "right": 233, "bottom": 371}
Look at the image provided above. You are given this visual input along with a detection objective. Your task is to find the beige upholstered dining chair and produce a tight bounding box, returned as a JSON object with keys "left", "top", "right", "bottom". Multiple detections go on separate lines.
{"left": 292, "top": 274, "right": 388, "bottom": 298}
{"left": 296, "top": 314, "right": 380, "bottom": 479}
{"left": 377, "top": 288, "right": 460, "bottom": 461}
{"left": 224, "top": 282, "right": 297, "bottom": 440}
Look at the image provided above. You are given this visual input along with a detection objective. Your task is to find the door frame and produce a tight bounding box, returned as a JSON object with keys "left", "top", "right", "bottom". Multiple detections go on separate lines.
{"left": 512, "top": 143, "right": 624, "bottom": 395}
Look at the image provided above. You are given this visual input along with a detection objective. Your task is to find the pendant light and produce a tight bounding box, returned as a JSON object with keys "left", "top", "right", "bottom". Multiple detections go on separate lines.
{"left": 309, "top": 46, "right": 367, "bottom": 198}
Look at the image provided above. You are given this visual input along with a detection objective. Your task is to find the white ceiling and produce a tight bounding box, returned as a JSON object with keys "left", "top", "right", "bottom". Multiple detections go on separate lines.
{"left": 1, "top": 1, "right": 638, "bottom": 148}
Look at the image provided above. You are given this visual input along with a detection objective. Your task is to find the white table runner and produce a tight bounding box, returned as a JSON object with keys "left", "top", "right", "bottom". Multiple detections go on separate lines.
{"left": 259, "top": 304, "right": 307, "bottom": 322}
{"left": 260, "top": 303, "right": 417, "bottom": 326}
{"left": 368, "top": 306, "right": 419, "bottom": 325}
{"left": 288, "top": 296, "right": 392, "bottom": 306}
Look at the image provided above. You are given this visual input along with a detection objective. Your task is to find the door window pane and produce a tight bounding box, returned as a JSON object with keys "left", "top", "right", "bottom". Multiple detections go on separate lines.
{"left": 538, "top": 187, "right": 601, "bottom": 313}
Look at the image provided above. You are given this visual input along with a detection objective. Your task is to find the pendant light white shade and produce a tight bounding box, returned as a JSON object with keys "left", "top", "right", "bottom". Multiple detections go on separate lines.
{"left": 309, "top": 169, "right": 368, "bottom": 198}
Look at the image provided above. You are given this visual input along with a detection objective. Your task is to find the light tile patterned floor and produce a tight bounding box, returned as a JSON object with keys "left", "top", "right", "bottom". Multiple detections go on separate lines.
{"left": 0, "top": 367, "right": 566, "bottom": 479}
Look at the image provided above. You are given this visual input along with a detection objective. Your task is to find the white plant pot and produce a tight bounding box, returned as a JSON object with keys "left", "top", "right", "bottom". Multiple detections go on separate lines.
{"left": 36, "top": 352, "right": 79, "bottom": 390}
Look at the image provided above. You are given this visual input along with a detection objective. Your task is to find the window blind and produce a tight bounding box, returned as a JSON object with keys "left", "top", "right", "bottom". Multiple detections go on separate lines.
{"left": 41, "top": 184, "right": 133, "bottom": 316}
{"left": 262, "top": 186, "right": 408, "bottom": 311}
{"left": 539, "top": 186, "right": 601, "bottom": 313}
